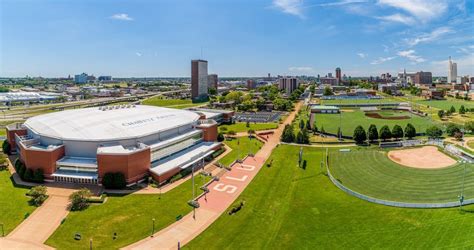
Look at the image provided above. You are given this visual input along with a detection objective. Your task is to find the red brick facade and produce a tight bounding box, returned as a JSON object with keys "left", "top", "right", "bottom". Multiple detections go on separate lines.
{"left": 19, "top": 144, "right": 65, "bottom": 179}
{"left": 197, "top": 123, "right": 218, "bottom": 142}
{"left": 97, "top": 148, "right": 151, "bottom": 184}
{"left": 6, "top": 127, "right": 27, "bottom": 152}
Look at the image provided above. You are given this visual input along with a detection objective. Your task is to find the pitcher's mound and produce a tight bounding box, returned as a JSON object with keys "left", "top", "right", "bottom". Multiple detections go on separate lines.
{"left": 388, "top": 146, "right": 456, "bottom": 169}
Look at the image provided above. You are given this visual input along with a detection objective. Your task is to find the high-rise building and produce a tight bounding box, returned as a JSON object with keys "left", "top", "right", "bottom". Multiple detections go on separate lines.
{"left": 278, "top": 77, "right": 299, "bottom": 95}
{"left": 74, "top": 73, "right": 88, "bottom": 84}
{"left": 448, "top": 56, "right": 458, "bottom": 83}
{"left": 414, "top": 71, "right": 432, "bottom": 85}
{"left": 191, "top": 60, "right": 208, "bottom": 99}
{"left": 247, "top": 79, "right": 256, "bottom": 89}
{"left": 335, "top": 67, "right": 341, "bottom": 84}
{"left": 208, "top": 74, "right": 218, "bottom": 91}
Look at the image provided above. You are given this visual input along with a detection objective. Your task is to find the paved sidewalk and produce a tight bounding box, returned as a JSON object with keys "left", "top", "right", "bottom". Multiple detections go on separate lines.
{"left": 123, "top": 101, "right": 303, "bottom": 250}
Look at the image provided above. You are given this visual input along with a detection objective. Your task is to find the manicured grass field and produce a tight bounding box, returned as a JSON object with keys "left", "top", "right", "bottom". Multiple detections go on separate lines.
{"left": 218, "top": 137, "right": 263, "bottom": 167}
{"left": 219, "top": 122, "right": 278, "bottom": 133}
{"left": 330, "top": 147, "right": 474, "bottom": 203}
{"left": 414, "top": 98, "right": 474, "bottom": 111}
{"left": 46, "top": 175, "right": 209, "bottom": 249}
{"left": 468, "top": 140, "right": 474, "bottom": 149}
{"left": 314, "top": 109, "right": 434, "bottom": 136}
{"left": 0, "top": 170, "right": 36, "bottom": 235}
{"left": 142, "top": 96, "right": 192, "bottom": 107}
{"left": 321, "top": 98, "right": 399, "bottom": 105}
{"left": 186, "top": 145, "right": 474, "bottom": 249}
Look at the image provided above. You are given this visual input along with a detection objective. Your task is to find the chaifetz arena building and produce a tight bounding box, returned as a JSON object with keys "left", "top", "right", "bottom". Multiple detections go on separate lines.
{"left": 6, "top": 105, "right": 221, "bottom": 185}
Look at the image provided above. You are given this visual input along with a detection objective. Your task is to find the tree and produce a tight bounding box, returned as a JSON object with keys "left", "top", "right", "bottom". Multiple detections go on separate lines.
{"left": 225, "top": 91, "right": 244, "bottom": 104}
{"left": 323, "top": 87, "right": 333, "bottom": 96}
{"left": 296, "top": 131, "right": 304, "bottom": 144}
{"left": 18, "top": 164, "right": 26, "bottom": 179}
{"left": 208, "top": 88, "right": 217, "bottom": 95}
{"left": 426, "top": 126, "right": 443, "bottom": 139}
{"left": 28, "top": 186, "right": 48, "bottom": 206}
{"left": 454, "top": 132, "right": 463, "bottom": 141}
{"left": 450, "top": 105, "right": 456, "bottom": 114}
{"left": 2, "top": 140, "right": 10, "bottom": 154}
{"left": 33, "top": 169, "right": 44, "bottom": 183}
{"left": 305, "top": 120, "right": 311, "bottom": 130}
{"left": 299, "top": 119, "right": 305, "bottom": 130}
{"left": 379, "top": 125, "right": 392, "bottom": 141}
{"left": 281, "top": 124, "right": 295, "bottom": 143}
{"left": 459, "top": 105, "right": 466, "bottom": 114}
{"left": 24, "top": 168, "right": 33, "bottom": 181}
{"left": 320, "top": 126, "right": 325, "bottom": 134}
{"left": 69, "top": 188, "right": 92, "bottom": 211}
{"left": 246, "top": 121, "right": 250, "bottom": 128}
{"left": 312, "top": 121, "right": 318, "bottom": 133}
{"left": 404, "top": 123, "right": 416, "bottom": 139}
{"left": 301, "top": 129, "right": 310, "bottom": 144}
{"left": 353, "top": 125, "right": 367, "bottom": 144}
{"left": 112, "top": 173, "right": 126, "bottom": 189}
{"left": 446, "top": 123, "right": 461, "bottom": 137}
{"left": 465, "top": 121, "right": 474, "bottom": 134}
{"left": 217, "top": 132, "right": 225, "bottom": 142}
{"left": 437, "top": 110, "right": 445, "bottom": 119}
{"left": 392, "top": 125, "right": 403, "bottom": 140}
{"left": 247, "top": 129, "right": 255, "bottom": 137}
{"left": 227, "top": 130, "right": 236, "bottom": 137}
{"left": 368, "top": 124, "right": 379, "bottom": 142}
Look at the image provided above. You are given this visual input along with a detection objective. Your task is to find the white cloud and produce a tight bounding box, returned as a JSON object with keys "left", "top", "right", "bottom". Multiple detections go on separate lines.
{"left": 370, "top": 56, "right": 396, "bottom": 65}
{"left": 376, "top": 13, "right": 415, "bottom": 25}
{"left": 397, "top": 50, "right": 425, "bottom": 63}
{"left": 272, "top": 0, "right": 304, "bottom": 18}
{"left": 110, "top": 13, "right": 133, "bottom": 21}
{"left": 377, "top": 0, "right": 447, "bottom": 23}
{"left": 288, "top": 66, "right": 314, "bottom": 73}
{"left": 316, "top": 0, "right": 367, "bottom": 7}
{"left": 357, "top": 53, "right": 368, "bottom": 58}
{"left": 135, "top": 52, "right": 142, "bottom": 57}
{"left": 405, "top": 27, "right": 452, "bottom": 46}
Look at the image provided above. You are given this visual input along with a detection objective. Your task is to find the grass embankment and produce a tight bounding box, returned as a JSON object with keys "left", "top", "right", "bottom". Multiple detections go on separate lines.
{"left": 187, "top": 145, "right": 474, "bottom": 249}
{"left": 0, "top": 170, "right": 36, "bottom": 235}
{"left": 219, "top": 122, "right": 278, "bottom": 133}
{"left": 46, "top": 175, "right": 210, "bottom": 249}
{"left": 218, "top": 137, "right": 263, "bottom": 167}
{"left": 330, "top": 147, "right": 474, "bottom": 203}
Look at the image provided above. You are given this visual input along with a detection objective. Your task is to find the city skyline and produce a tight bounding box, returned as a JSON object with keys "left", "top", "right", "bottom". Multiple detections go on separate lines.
{"left": 1, "top": 0, "right": 473, "bottom": 78}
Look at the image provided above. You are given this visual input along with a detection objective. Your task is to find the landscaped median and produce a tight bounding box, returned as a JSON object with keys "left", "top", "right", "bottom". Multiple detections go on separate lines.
{"left": 45, "top": 175, "right": 210, "bottom": 249}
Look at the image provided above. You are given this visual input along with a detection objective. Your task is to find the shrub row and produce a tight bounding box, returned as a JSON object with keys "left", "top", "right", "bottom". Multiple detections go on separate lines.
{"left": 14, "top": 158, "right": 44, "bottom": 183}
{"left": 101, "top": 172, "right": 126, "bottom": 189}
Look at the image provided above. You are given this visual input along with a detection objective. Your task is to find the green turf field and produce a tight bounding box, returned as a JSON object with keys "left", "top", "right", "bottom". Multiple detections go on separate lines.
{"left": 186, "top": 145, "right": 474, "bottom": 249}
{"left": 46, "top": 175, "right": 209, "bottom": 249}
{"left": 314, "top": 109, "right": 434, "bottom": 136}
{"left": 0, "top": 170, "right": 36, "bottom": 235}
{"left": 414, "top": 98, "right": 474, "bottom": 111}
{"left": 219, "top": 122, "right": 278, "bottom": 133}
{"left": 218, "top": 137, "right": 263, "bottom": 167}
{"left": 321, "top": 98, "right": 399, "bottom": 105}
{"left": 142, "top": 96, "right": 192, "bottom": 107}
{"left": 329, "top": 147, "right": 473, "bottom": 203}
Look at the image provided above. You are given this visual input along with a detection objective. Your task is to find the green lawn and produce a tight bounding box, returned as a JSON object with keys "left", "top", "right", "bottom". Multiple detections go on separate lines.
{"left": 330, "top": 147, "right": 473, "bottom": 203}
{"left": 142, "top": 96, "right": 192, "bottom": 107}
{"left": 218, "top": 137, "right": 263, "bottom": 167}
{"left": 186, "top": 145, "right": 474, "bottom": 249}
{"left": 46, "top": 175, "right": 209, "bottom": 249}
{"left": 219, "top": 122, "right": 278, "bottom": 133}
{"left": 321, "top": 98, "right": 399, "bottom": 105}
{"left": 468, "top": 140, "right": 474, "bottom": 149}
{"left": 414, "top": 98, "right": 474, "bottom": 111}
{"left": 0, "top": 170, "right": 36, "bottom": 235}
{"left": 314, "top": 108, "right": 435, "bottom": 136}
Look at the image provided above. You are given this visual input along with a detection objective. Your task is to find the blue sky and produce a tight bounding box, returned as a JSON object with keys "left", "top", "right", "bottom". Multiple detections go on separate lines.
{"left": 1, "top": 0, "right": 473, "bottom": 77}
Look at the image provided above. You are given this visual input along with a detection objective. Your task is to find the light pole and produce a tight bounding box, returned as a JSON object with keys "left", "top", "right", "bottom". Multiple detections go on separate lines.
{"left": 89, "top": 238, "right": 93, "bottom": 250}
{"left": 151, "top": 218, "right": 155, "bottom": 237}
{"left": 459, "top": 160, "right": 467, "bottom": 212}
{"left": 1, "top": 223, "right": 4, "bottom": 237}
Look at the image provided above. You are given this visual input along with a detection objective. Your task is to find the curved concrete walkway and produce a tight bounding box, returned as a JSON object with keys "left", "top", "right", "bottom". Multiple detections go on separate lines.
{"left": 123, "top": 102, "right": 302, "bottom": 250}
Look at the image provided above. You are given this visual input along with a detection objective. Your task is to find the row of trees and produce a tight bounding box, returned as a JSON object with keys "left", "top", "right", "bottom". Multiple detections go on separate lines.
{"left": 281, "top": 124, "right": 310, "bottom": 144}
{"left": 14, "top": 158, "right": 44, "bottom": 183}
{"left": 353, "top": 124, "right": 416, "bottom": 144}
{"left": 437, "top": 105, "right": 473, "bottom": 119}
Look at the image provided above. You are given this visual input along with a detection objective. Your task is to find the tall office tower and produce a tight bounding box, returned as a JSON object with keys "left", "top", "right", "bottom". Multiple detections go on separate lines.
{"left": 191, "top": 59, "right": 208, "bottom": 99}
{"left": 335, "top": 67, "right": 342, "bottom": 84}
{"left": 448, "top": 56, "right": 458, "bottom": 83}
{"left": 278, "top": 77, "right": 299, "bottom": 95}
{"left": 208, "top": 74, "right": 218, "bottom": 91}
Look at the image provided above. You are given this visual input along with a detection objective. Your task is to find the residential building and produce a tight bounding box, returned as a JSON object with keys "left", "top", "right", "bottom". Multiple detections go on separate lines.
{"left": 278, "top": 77, "right": 299, "bottom": 95}
{"left": 208, "top": 74, "right": 218, "bottom": 91}
{"left": 414, "top": 71, "right": 432, "bottom": 85}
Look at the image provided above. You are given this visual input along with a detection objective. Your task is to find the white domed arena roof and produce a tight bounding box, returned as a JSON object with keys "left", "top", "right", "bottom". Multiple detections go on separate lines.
{"left": 24, "top": 105, "right": 200, "bottom": 141}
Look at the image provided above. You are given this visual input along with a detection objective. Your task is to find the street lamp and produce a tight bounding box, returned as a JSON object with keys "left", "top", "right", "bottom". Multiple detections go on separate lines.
{"left": 89, "top": 238, "right": 93, "bottom": 250}
{"left": 151, "top": 218, "right": 155, "bottom": 237}
{"left": 459, "top": 160, "right": 467, "bottom": 212}
{"left": 1, "top": 223, "right": 4, "bottom": 237}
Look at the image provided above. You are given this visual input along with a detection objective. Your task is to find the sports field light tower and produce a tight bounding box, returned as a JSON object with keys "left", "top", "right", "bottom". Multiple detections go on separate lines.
{"left": 459, "top": 160, "right": 468, "bottom": 211}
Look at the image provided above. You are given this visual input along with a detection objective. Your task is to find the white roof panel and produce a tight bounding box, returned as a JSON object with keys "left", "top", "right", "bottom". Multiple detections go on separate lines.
{"left": 24, "top": 105, "right": 200, "bottom": 141}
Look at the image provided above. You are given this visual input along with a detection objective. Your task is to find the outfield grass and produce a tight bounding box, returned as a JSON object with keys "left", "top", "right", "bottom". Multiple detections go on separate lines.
{"left": 321, "top": 98, "right": 399, "bottom": 105}
{"left": 414, "top": 98, "right": 474, "bottom": 111}
{"left": 330, "top": 147, "right": 474, "bottom": 203}
{"left": 0, "top": 170, "right": 36, "bottom": 235}
{"left": 187, "top": 145, "right": 474, "bottom": 249}
{"left": 219, "top": 122, "right": 278, "bottom": 133}
{"left": 218, "top": 137, "right": 263, "bottom": 167}
{"left": 46, "top": 175, "right": 209, "bottom": 249}
{"left": 314, "top": 109, "right": 435, "bottom": 136}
